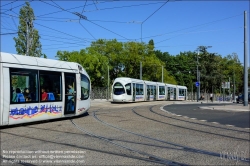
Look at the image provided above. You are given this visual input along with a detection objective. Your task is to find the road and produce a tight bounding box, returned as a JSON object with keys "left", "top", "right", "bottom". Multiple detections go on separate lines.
{"left": 163, "top": 103, "right": 250, "bottom": 128}
{"left": 1, "top": 101, "right": 249, "bottom": 165}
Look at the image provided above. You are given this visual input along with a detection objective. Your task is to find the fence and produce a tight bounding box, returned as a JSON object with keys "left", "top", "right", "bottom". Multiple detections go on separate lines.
{"left": 91, "top": 87, "right": 111, "bottom": 100}
{"left": 187, "top": 92, "right": 232, "bottom": 102}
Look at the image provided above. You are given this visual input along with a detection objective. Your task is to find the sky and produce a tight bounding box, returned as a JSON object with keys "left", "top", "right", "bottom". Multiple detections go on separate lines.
{"left": 1, "top": 0, "right": 249, "bottom": 64}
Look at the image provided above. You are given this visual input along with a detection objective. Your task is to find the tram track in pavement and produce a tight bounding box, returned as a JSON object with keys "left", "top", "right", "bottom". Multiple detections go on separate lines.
{"left": 92, "top": 109, "right": 250, "bottom": 165}
{"left": 70, "top": 117, "right": 188, "bottom": 166}
{"left": 131, "top": 105, "right": 250, "bottom": 142}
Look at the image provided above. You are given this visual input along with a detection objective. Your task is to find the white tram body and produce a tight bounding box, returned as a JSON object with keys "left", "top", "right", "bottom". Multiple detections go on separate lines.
{"left": 166, "top": 83, "right": 177, "bottom": 100}
{"left": 177, "top": 85, "right": 188, "bottom": 101}
{"left": 0, "top": 52, "right": 91, "bottom": 126}
{"left": 112, "top": 77, "right": 187, "bottom": 102}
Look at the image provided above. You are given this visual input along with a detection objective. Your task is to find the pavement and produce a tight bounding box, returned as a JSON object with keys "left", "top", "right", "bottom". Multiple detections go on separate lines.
{"left": 90, "top": 99, "right": 250, "bottom": 112}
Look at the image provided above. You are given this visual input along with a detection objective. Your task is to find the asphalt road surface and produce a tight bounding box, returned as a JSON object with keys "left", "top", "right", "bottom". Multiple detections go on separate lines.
{"left": 163, "top": 103, "right": 250, "bottom": 128}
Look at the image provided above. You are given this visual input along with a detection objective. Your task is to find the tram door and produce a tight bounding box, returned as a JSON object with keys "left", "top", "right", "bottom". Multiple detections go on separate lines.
{"left": 64, "top": 73, "right": 76, "bottom": 114}
{"left": 132, "top": 83, "right": 136, "bottom": 101}
{"left": 146, "top": 85, "right": 150, "bottom": 101}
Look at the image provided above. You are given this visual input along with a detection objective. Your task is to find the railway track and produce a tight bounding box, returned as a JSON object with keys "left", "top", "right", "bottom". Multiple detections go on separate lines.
{"left": 92, "top": 108, "right": 250, "bottom": 165}
{"left": 71, "top": 118, "right": 188, "bottom": 166}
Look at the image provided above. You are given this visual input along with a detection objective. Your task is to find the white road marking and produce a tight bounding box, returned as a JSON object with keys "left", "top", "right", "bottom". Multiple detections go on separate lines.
{"left": 226, "top": 124, "right": 234, "bottom": 127}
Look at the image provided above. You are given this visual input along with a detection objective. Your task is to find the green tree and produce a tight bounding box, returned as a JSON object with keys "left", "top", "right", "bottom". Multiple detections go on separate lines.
{"left": 56, "top": 39, "right": 177, "bottom": 87}
{"left": 13, "top": 2, "right": 46, "bottom": 57}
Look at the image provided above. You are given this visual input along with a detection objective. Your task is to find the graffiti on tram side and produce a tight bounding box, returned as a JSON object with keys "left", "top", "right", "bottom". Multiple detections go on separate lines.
{"left": 78, "top": 107, "right": 86, "bottom": 112}
{"left": 10, "top": 105, "right": 62, "bottom": 119}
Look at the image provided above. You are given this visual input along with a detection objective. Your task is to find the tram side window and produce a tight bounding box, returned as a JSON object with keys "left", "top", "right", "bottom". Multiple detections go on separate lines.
{"left": 150, "top": 85, "right": 153, "bottom": 95}
{"left": 10, "top": 68, "right": 38, "bottom": 103}
{"left": 81, "top": 74, "right": 90, "bottom": 100}
{"left": 153, "top": 86, "right": 156, "bottom": 95}
{"left": 140, "top": 84, "right": 144, "bottom": 95}
{"left": 159, "top": 86, "right": 165, "bottom": 95}
{"left": 125, "top": 83, "right": 131, "bottom": 95}
{"left": 136, "top": 84, "right": 140, "bottom": 95}
{"left": 147, "top": 85, "right": 150, "bottom": 95}
{"left": 179, "top": 89, "right": 185, "bottom": 96}
{"left": 39, "top": 71, "right": 62, "bottom": 102}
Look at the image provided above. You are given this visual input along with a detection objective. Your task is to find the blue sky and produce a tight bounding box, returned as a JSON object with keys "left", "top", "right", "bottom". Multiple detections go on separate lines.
{"left": 1, "top": 0, "right": 249, "bottom": 64}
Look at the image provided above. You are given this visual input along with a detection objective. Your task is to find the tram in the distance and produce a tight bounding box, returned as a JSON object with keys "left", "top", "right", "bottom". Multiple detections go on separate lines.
{"left": 112, "top": 77, "right": 187, "bottom": 102}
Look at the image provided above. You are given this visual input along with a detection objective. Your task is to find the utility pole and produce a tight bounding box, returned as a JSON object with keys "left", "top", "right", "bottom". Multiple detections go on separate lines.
{"left": 233, "top": 70, "right": 236, "bottom": 102}
{"left": 243, "top": 11, "right": 248, "bottom": 106}
{"left": 198, "top": 71, "right": 200, "bottom": 100}
{"left": 140, "top": 61, "right": 142, "bottom": 80}
{"left": 107, "top": 65, "right": 109, "bottom": 100}
{"left": 223, "top": 82, "right": 225, "bottom": 101}
{"left": 162, "top": 65, "right": 163, "bottom": 83}
{"left": 192, "top": 82, "right": 193, "bottom": 101}
{"left": 197, "top": 50, "right": 199, "bottom": 102}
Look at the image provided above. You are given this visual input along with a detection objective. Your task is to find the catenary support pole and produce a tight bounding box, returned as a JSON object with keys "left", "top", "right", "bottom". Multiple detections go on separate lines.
{"left": 243, "top": 11, "right": 248, "bottom": 106}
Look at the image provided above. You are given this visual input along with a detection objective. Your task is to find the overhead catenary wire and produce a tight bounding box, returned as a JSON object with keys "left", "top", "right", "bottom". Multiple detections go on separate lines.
{"left": 40, "top": 37, "right": 87, "bottom": 45}
{"left": 35, "top": 1, "right": 113, "bottom": 17}
{"left": 2, "top": 1, "right": 247, "bottom": 59}
{"left": 92, "top": 0, "right": 98, "bottom": 10}
{"left": 34, "top": 22, "right": 91, "bottom": 43}
{"left": 1, "top": 17, "right": 16, "bottom": 31}
{"left": 1, "top": 1, "right": 32, "bottom": 14}
{"left": 86, "top": 19, "right": 131, "bottom": 40}
{"left": 81, "top": 2, "right": 166, "bottom": 13}
{"left": 50, "top": 0, "right": 64, "bottom": 10}
{"left": 43, "top": 44, "right": 87, "bottom": 50}
{"left": 141, "top": 0, "right": 169, "bottom": 42}
{"left": 1, "top": 32, "right": 18, "bottom": 35}
{"left": 154, "top": 26, "right": 243, "bottom": 44}
{"left": 81, "top": 0, "right": 88, "bottom": 14}
{"left": 145, "top": 13, "right": 243, "bottom": 43}
{"left": 40, "top": 33, "right": 95, "bottom": 42}
{"left": 30, "top": 16, "right": 137, "bottom": 24}
{"left": 79, "top": 22, "right": 96, "bottom": 40}
{"left": 39, "top": 0, "right": 131, "bottom": 41}
{"left": 0, "top": 0, "right": 18, "bottom": 8}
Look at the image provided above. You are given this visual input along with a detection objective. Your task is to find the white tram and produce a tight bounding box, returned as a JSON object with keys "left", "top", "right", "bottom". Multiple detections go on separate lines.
{"left": 112, "top": 77, "right": 187, "bottom": 102}
{"left": 0, "top": 52, "right": 91, "bottom": 126}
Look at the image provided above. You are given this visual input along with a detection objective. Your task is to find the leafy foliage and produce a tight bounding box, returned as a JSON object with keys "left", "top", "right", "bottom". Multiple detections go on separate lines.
{"left": 56, "top": 39, "right": 246, "bottom": 95}
{"left": 56, "top": 39, "right": 176, "bottom": 87}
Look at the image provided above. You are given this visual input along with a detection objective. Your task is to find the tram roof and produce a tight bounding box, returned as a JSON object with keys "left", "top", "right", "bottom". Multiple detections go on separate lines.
{"left": 114, "top": 77, "right": 143, "bottom": 82}
{"left": 0, "top": 52, "right": 81, "bottom": 70}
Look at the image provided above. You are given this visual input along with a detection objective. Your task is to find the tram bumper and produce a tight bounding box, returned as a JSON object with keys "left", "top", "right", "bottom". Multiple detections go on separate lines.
{"left": 112, "top": 95, "right": 127, "bottom": 102}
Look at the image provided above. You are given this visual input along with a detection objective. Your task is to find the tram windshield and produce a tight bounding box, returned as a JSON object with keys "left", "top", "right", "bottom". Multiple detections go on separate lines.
{"left": 113, "top": 82, "right": 125, "bottom": 95}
